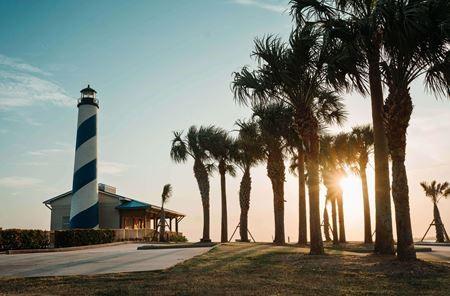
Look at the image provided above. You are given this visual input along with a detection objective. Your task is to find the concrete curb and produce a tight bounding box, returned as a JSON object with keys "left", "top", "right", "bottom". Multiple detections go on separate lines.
{"left": 415, "top": 242, "right": 450, "bottom": 247}
{"left": 5, "top": 241, "right": 137, "bottom": 255}
{"left": 137, "top": 242, "right": 218, "bottom": 250}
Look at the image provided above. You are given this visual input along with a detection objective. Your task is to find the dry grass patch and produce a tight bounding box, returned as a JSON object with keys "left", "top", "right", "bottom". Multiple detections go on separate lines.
{"left": 1, "top": 243, "right": 449, "bottom": 295}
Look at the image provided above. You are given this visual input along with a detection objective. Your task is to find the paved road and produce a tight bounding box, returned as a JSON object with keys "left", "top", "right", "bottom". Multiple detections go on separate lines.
{"left": 0, "top": 243, "right": 212, "bottom": 277}
{"left": 417, "top": 245, "right": 450, "bottom": 263}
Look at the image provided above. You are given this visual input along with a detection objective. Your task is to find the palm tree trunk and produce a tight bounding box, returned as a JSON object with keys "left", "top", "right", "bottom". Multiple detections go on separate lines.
{"left": 384, "top": 88, "right": 416, "bottom": 260}
{"left": 307, "top": 132, "right": 324, "bottom": 254}
{"left": 331, "top": 195, "right": 338, "bottom": 245}
{"left": 391, "top": 153, "right": 416, "bottom": 260}
{"left": 159, "top": 205, "right": 166, "bottom": 242}
{"left": 267, "top": 147, "right": 285, "bottom": 245}
{"left": 360, "top": 166, "right": 373, "bottom": 244}
{"left": 323, "top": 206, "right": 331, "bottom": 242}
{"left": 337, "top": 189, "right": 346, "bottom": 243}
{"left": 433, "top": 202, "right": 445, "bottom": 243}
{"left": 219, "top": 160, "right": 228, "bottom": 243}
{"left": 193, "top": 159, "right": 211, "bottom": 242}
{"left": 239, "top": 166, "right": 251, "bottom": 242}
{"left": 368, "top": 46, "right": 395, "bottom": 255}
{"left": 297, "top": 148, "right": 307, "bottom": 245}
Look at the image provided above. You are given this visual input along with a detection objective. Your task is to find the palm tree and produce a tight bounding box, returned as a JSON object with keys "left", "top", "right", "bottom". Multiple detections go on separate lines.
{"left": 346, "top": 125, "right": 374, "bottom": 244}
{"left": 204, "top": 128, "right": 237, "bottom": 243}
{"left": 323, "top": 201, "right": 332, "bottom": 242}
{"left": 253, "top": 103, "right": 294, "bottom": 245}
{"left": 159, "top": 184, "right": 172, "bottom": 242}
{"left": 379, "top": 0, "right": 449, "bottom": 260}
{"left": 234, "top": 120, "right": 265, "bottom": 242}
{"left": 290, "top": 0, "right": 395, "bottom": 255}
{"left": 319, "top": 134, "right": 335, "bottom": 243}
{"left": 420, "top": 181, "right": 450, "bottom": 242}
{"left": 320, "top": 134, "right": 346, "bottom": 244}
{"left": 333, "top": 134, "right": 349, "bottom": 243}
{"left": 329, "top": 192, "right": 339, "bottom": 245}
{"left": 170, "top": 126, "right": 220, "bottom": 242}
{"left": 252, "top": 104, "right": 291, "bottom": 245}
{"left": 289, "top": 150, "right": 307, "bottom": 245}
{"left": 232, "top": 26, "right": 346, "bottom": 254}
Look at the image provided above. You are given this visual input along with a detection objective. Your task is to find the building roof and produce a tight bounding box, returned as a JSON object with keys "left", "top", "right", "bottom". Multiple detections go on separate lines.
{"left": 43, "top": 184, "right": 185, "bottom": 217}
{"left": 116, "top": 200, "right": 150, "bottom": 210}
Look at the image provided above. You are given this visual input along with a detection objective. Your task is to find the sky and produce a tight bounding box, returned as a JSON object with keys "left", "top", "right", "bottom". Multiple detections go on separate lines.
{"left": 1, "top": 0, "right": 449, "bottom": 242}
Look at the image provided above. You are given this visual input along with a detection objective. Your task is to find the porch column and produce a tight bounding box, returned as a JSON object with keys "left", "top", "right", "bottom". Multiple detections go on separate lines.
{"left": 175, "top": 218, "right": 179, "bottom": 234}
{"left": 169, "top": 218, "right": 172, "bottom": 231}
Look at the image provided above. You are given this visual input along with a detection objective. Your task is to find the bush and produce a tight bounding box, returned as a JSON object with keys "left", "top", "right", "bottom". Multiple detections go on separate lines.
{"left": 169, "top": 233, "right": 188, "bottom": 243}
{"left": 0, "top": 229, "right": 50, "bottom": 250}
{"left": 54, "top": 229, "right": 115, "bottom": 248}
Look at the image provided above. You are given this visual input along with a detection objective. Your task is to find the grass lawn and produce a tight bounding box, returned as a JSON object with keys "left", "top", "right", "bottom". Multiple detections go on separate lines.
{"left": 1, "top": 243, "right": 449, "bottom": 295}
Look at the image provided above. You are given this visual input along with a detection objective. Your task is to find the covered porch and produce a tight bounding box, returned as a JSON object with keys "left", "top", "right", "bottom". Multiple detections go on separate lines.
{"left": 116, "top": 200, "right": 185, "bottom": 234}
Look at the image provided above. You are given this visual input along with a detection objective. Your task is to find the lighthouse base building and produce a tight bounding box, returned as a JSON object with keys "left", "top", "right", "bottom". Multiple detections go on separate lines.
{"left": 43, "top": 184, "right": 185, "bottom": 232}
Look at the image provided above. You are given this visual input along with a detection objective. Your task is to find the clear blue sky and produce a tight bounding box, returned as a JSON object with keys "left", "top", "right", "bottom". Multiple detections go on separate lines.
{"left": 1, "top": 0, "right": 449, "bottom": 242}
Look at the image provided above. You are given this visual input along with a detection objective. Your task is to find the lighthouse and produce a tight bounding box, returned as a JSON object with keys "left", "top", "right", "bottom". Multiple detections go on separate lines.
{"left": 69, "top": 85, "right": 99, "bottom": 229}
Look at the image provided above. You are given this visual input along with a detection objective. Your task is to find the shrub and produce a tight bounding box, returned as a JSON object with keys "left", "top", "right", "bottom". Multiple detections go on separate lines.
{"left": 169, "top": 233, "right": 188, "bottom": 243}
{"left": 0, "top": 229, "right": 50, "bottom": 250}
{"left": 54, "top": 229, "right": 115, "bottom": 248}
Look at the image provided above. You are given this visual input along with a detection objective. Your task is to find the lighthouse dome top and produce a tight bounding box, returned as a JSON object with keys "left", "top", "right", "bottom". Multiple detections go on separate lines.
{"left": 80, "top": 84, "right": 97, "bottom": 98}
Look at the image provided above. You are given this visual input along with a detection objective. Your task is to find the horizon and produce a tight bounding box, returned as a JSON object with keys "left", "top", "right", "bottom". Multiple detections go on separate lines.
{"left": 1, "top": 0, "right": 449, "bottom": 242}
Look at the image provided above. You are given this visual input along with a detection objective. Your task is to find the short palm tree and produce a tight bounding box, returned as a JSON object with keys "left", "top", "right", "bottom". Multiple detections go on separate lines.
{"left": 204, "top": 127, "right": 237, "bottom": 243}
{"left": 234, "top": 119, "right": 265, "bottom": 242}
{"left": 420, "top": 181, "right": 450, "bottom": 242}
{"left": 170, "top": 126, "right": 220, "bottom": 242}
{"left": 290, "top": 0, "right": 395, "bottom": 255}
{"left": 379, "top": 0, "right": 449, "bottom": 260}
{"left": 232, "top": 26, "right": 346, "bottom": 254}
{"left": 159, "top": 184, "right": 172, "bottom": 242}
{"left": 346, "top": 125, "right": 374, "bottom": 244}
{"left": 253, "top": 103, "right": 294, "bottom": 245}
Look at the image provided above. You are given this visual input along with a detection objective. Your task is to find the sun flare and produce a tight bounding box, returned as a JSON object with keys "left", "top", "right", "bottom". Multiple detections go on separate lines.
{"left": 340, "top": 174, "right": 362, "bottom": 200}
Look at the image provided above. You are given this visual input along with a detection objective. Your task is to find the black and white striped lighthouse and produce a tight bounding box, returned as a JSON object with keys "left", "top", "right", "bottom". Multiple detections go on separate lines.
{"left": 69, "top": 85, "right": 99, "bottom": 229}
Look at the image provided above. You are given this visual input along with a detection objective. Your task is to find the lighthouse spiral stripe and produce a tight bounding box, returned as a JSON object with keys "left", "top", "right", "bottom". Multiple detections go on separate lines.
{"left": 70, "top": 104, "right": 99, "bottom": 229}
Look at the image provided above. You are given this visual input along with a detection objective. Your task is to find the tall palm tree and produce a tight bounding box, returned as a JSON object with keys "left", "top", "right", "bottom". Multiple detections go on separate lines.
{"left": 234, "top": 120, "right": 265, "bottom": 242}
{"left": 170, "top": 126, "right": 220, "bottom": 242}
{"left": 204, "top": 128, "right": 237, "bottom": 243}
{"left": 346, "top": 125, "right": 374, "bottom": 244}
{"left": 420, "top": 181, "right": 450, "bottom": 242}
{"left": 253, "top": 103, "right": 294, "bottom": 245}
{"left": 379, "top": 0, "right": 449, "bottom": 260}
{"left": 159, "top": 184, "right": 172, "bottom": 242}
{"left": 232, "top": 26, "right": 346, "bottom": 254}
{"left": 290, "top": 0, "right": 395, "bottom": 255}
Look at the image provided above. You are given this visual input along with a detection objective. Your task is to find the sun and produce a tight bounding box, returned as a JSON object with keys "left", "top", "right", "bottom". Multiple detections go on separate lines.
{"left": 340, "top": 174, "right": 362, "bottom": 201}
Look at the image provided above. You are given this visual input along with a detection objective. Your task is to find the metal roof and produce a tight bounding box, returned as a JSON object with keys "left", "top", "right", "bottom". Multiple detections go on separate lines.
{"left": 80, "top": 84, "right": 97, "bottom": 93}
{"left": 116, "top": 200, "right": 150, "bottom": 210}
